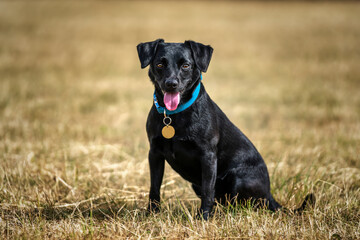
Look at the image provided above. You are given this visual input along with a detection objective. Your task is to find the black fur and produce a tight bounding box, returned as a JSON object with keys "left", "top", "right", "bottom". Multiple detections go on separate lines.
{"left": 137, "top": 39, "right": 315, "bottom": 220}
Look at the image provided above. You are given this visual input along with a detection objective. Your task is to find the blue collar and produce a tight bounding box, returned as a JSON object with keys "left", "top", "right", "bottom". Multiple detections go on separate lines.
{"left": 153, "top": 75, "right": 202, "bottom": 115}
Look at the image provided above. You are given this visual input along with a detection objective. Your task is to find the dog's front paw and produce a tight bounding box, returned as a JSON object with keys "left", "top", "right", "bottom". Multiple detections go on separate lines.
{"left": 196, "top": 210, "right": 211, "bottom": 220}
{"left": 147, "top": 201, "right": 160, "bottom": 213}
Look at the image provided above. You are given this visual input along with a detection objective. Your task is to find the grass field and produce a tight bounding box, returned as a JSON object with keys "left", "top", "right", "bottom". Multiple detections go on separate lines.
{"left": 0, "top": 1, "right": 359, "bottom": 239}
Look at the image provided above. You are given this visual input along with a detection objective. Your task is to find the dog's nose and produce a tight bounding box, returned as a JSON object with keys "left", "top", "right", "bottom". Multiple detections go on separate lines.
{"left": 165, "top": 79, "right": 178, "bottom": 90}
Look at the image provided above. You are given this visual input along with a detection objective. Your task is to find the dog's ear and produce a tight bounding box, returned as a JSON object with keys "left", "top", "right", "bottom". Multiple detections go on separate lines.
{"left": 185, "top": 40, "right": 213, "bottom": 73}
{"left": 137, "top": 39, "right": 164, "bottom": 69}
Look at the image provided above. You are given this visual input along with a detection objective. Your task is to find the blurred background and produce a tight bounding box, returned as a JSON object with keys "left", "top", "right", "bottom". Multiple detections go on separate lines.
{"left": 0, "top": 1, "right": 359, "bottom": 238}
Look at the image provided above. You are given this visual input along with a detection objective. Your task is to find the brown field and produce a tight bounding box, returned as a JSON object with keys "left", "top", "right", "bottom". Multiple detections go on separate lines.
{"left": 0, "top": 1, "right": 359, "bottom": 239}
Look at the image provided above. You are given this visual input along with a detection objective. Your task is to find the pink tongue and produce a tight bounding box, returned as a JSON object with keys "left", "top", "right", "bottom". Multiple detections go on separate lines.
{"left": 164, "top": 92, "right": 180, "bottom": 111}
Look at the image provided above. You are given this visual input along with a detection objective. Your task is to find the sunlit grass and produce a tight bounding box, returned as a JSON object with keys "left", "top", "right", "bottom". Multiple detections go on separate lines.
{"left": 0, "top": 1, "right": 359, "bottom": 239}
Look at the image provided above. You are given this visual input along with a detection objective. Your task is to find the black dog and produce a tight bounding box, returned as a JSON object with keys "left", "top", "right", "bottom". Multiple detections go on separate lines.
{"left": 137, "top": 39, "right": 314, "bottom": 219}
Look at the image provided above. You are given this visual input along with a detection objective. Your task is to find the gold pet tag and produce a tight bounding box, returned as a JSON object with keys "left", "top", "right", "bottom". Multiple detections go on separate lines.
{"left": 162, "top": 125, "right": 175, "bottom": 139}
{"left": 162, "top": 114, "right": 175, "bottom": 139}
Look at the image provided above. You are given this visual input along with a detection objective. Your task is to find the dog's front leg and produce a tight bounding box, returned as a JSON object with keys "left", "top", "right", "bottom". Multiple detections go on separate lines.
{"left": 199, "top": 151, "right": 217, "bottom": 220}
{"left": 147, "top": 150, "right": 165, "bottom": 213}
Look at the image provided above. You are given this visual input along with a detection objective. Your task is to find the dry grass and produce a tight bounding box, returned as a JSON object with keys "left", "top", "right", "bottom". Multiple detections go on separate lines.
{"left": 0, "top": 1, "right": 359, "bottom": 239}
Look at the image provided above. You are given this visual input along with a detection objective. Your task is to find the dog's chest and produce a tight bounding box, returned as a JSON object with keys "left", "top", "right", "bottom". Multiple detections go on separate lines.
{"left": 157, "top": 137, "right": 203, "bottom": 184}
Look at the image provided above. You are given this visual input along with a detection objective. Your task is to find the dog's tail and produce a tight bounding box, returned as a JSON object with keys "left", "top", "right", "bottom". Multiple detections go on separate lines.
{"left": 293, "top": 193, "right": 316, "bottom": 213}
{"left": 269, "top": 193, "right": 316, "bottom": 214}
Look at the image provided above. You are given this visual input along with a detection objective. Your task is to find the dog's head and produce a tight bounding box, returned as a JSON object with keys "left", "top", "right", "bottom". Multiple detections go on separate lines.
{"left": 137, "top": 39, "right": 213, "bottom": 111}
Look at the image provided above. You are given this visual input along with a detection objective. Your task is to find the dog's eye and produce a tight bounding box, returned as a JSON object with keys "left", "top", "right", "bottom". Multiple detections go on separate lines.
{"left": 156, "top": 63, "right": 164, "bottom": 68}
{"left": 182, "top": 64, "right": 190, "bottom": 69}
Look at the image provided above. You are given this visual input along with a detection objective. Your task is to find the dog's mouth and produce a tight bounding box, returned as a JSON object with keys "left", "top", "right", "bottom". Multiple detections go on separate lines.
{"left": 163, "top": 92, "right": 180, "bottom": 111}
